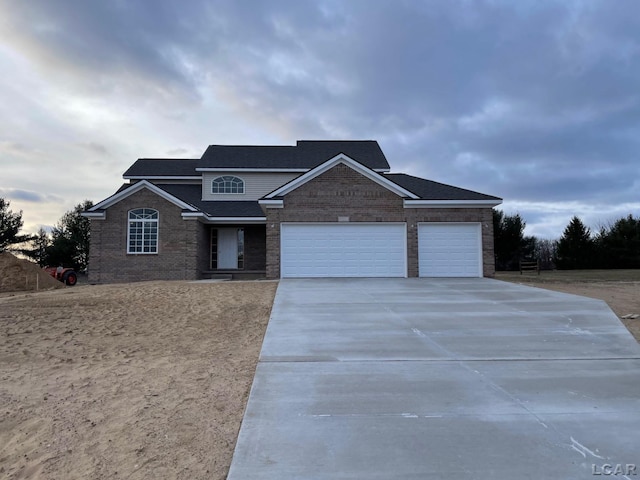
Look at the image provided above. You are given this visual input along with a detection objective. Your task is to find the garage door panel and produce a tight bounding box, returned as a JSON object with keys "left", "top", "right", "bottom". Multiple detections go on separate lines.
{"left": 419, "top": 223, "right": 481, "bottom": 277}
{"left": 281, "top": 224, "right": 406, "bottom": 278}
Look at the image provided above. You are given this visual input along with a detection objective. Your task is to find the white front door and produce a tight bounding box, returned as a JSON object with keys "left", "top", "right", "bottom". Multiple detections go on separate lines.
{"left": 217, "top": 228, "right": 238, "bottom": 269}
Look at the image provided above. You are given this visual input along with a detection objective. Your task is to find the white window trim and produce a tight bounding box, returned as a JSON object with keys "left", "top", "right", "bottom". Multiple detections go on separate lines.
{"left": 211, "top": 175, "right": 245, "bottom": 195}
{"left": 127, "top": 208, "right": 159, "bottom": 255}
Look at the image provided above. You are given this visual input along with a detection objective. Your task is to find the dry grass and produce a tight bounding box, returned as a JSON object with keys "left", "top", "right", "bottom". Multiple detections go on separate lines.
{"left": 496, "top": 270, "right": 640, "bottom": 342}
{"left": 496, "top": 269, "right": 640, "bottom": 283}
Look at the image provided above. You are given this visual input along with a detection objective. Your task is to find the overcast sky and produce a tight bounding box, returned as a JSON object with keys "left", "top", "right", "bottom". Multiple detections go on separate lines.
{"left": 1, "top": 0, "right": 638, "bottom": 239}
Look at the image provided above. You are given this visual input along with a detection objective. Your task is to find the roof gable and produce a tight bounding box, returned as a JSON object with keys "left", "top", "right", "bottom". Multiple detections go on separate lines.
{"left": 87, "top": 180, "right": 198, "bottom": 213}
{"left": 262, "top": 154, "right": 419, "bottom": 200}
{"left": 84, "top": 182, "right": 267, "bottom": 222}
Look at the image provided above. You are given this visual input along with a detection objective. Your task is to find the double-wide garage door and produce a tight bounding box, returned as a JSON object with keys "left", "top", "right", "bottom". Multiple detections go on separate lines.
{"left": 280, "top": 222, "right": 482, "bottom": 278}
{"left": 281, "top": 223, "right": 407, "bottom": 278}
{"left": 418, "top": 223, "right": 481, "bottom": 277}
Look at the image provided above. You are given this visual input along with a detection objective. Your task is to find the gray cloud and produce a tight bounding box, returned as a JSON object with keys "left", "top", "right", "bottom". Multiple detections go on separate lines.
{"left": 1, "top": 0, "right": 639, "bottom": 236}
{"left": 0, "top": 141, "right": 32, "bottom": 155}
{"left": 0, "top": 188, "right": 61, "bottom": 204}
{"left": 77, "top": 142, "right": 110, "bottom": 156}
{"left": 165, "top": 148, "right": 190, "bottom": 156}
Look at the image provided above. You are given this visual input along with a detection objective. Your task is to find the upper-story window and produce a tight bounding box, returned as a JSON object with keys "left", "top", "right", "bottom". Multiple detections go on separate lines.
{"left": 128, "top": 208, "right": 158, "bottom": 254}
{"left": 212, "top": 176, "right": 244, "bottom": 194}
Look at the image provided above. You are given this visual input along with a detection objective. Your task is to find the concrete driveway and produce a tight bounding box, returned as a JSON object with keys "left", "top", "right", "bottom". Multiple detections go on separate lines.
{"left": 227, "top": 278, "right": 640, "bottom": 479}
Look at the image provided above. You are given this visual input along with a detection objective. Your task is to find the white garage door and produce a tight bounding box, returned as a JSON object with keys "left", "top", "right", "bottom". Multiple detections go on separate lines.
{"left": 281, "top": 223, "right": 407, "bottom": 278}
{"left": 418, "top": 223, "right": 482, "bottom": 277}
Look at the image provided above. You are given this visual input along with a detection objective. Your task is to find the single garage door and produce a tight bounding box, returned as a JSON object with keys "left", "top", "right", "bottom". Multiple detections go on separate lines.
{"left": 281, "top": 223, "right": 407, "bottom": 278}
{"left": 418, "top": 223, "right": 482, "bottom": 277}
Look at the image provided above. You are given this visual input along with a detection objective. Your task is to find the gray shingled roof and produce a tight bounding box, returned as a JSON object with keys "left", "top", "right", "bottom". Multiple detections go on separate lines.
{"left": 117, "top": 145, "right": 499, "bottom": 204}
{"left": 198, "top": 140, "right": 390, "bottom": 170}
{"left": 157, "top": 184, "right": 265, "bottom": 217}
{"left": 384, "top": 173, "right": 502, "bottom": 201}
{"left": 111, "top": 183, "right": 264, "bottom": 217}
{"left": 123, "top": 159, "right": 199, "bottom": 177}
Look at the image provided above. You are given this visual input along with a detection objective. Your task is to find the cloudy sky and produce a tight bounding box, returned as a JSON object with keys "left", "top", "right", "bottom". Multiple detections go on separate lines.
{"left": 1, "top": 0, "right": 638, "bottom": 239}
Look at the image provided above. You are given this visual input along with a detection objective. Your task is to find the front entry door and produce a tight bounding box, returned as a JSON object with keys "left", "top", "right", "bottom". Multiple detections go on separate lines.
{"left": 217, "top": 228, "right": 238, "bottom": 269}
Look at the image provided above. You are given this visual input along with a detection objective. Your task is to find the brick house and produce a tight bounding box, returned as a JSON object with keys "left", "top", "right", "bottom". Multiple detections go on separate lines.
{"left": 83, "top": 140, "right": 502, "bottom": 283}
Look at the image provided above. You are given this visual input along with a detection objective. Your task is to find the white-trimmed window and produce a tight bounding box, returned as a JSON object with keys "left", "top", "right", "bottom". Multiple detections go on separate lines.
{"left": 128, "top": 208, "right": 159, "bottom": 254}
{"left": 212, "top": 175, "right": 244, "bottom": 194}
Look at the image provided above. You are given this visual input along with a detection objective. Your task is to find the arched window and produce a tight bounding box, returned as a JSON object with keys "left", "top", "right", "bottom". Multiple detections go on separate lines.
{"left": 212, "top": 176, "right": 244, "bottom": 194}
{"left": 127, "top": 208, "right": 159, "bottom": 254}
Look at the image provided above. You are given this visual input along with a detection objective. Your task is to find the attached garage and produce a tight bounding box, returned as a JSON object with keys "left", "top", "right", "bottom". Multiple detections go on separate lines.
{"left": 418, "top": 223, "right": 482, "bottom": 277}
{"left": 281, "top": 223, "right": 407, "bottom": 278}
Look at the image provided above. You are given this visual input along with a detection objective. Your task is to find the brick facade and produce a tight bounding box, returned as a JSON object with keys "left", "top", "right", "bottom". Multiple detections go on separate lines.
{"left": 89, "top": 164, "right": 496, "bottom": 283}
{"left": 243, "top": 225, "right": 267, "bottom": 271}
{"left": 265, "top": 163, "right": 495, "bottom": 279}
{"left": 87, "top": 189, "right": 208, "bottom": 283}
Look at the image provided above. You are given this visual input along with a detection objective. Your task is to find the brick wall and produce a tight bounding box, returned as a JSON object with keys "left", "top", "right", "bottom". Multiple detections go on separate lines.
{"left": 265, "top": 163, "right": 495, "bottom": 278}
{"left": 244, "top": 226, "right": 266, "bottom": 270}
{"left": 404, "top": 208, "right": 495, "bottom": 277}
{"left": 87, "top": 189, "right": 206, "bottom": 283}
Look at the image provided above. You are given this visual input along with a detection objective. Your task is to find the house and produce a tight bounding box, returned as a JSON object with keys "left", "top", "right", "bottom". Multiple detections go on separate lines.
{"left": 83, "top": 140, "right": 502, "bottom": 283}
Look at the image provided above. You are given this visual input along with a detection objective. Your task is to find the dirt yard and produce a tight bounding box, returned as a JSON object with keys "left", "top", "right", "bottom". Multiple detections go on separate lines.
{"left": 2, "top": 270, "right": 637, "bottom": 479}
{"left": 0, "top": 280, "right": 278, "bottom": 480}
{"left": 0, "top": 253, "right": 64, "bottom": 294}
{"left": 496, "top": 270, "right": 640, "bottom": 342}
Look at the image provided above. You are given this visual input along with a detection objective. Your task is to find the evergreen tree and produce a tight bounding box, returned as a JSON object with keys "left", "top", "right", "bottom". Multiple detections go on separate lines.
{"left": 592, "top": 225, "right": 610, "bottom": 269}
{"left": 0, "top": 198, "right": 32, "bottom": 252}
{"left": 493, "top": 209, "right": 527, "bottom": 270}
{"left": 555, "top": 216, "right": 593, "bottom": 269}
{"left": 47, "top": 200, "right": 93, "bottom": 270}
{"left": 24, "top": 227, "right": 51, "bottom": 266}
{"left": 600, "top": 214, "right": 640, "bottom": 268}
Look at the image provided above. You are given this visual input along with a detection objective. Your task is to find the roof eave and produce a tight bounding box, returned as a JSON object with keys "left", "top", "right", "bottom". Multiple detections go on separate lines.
{"left": 181, "top": 212, "right": 267, "bottom": 224}
{"left": 196, "top": 167, "right": 390, "bottom": 173}
{"left": 195, "top": 168, "right": 309, "bottom": 173}
{"left": 403, "top": 199, "right": 503, "bottom": 208}
{"left": 123, "top": 175, "right": 202, "bottom": 180}
{"left": 80, "top": 211, "right": 106, "bottom": 219}
{"left": 257, "top": 199, "right": 284, "bottom": 209}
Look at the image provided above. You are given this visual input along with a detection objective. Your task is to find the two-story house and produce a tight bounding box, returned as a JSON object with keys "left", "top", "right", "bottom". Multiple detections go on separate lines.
{"left": 83, "top": 140, "right": 502, "bottom": 283}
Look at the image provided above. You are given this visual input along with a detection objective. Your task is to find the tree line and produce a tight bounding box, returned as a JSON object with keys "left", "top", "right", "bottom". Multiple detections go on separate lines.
{"left": 1, "top": 197, "right": 638, "bottom": 272}
{"left": 0, "top": 198, "right": 93, "bottom": 271}
{"left": 494, "top": 210, "right": 640, "bottom": 270}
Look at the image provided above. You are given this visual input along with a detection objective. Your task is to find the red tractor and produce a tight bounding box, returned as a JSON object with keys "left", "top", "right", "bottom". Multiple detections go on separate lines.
{"left": 44, "top": 266, "right": 78, "bottom": 286}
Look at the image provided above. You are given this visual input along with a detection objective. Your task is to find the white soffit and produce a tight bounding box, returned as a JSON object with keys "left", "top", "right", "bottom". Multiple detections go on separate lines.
{"left": 404, "top": 199, "right": 502, "bottom": 208}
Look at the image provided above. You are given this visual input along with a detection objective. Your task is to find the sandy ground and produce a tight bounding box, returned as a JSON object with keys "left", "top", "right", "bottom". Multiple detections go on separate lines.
{"left": 496, "top": 273, "right": 640, "bottom": 342}
{"left": 1, "top": 273, "right": 637, "bottom": 479}
{"left": 0, "top": 280, "right": 277, "bottom": 480}
{"left": 0, "top": 253, "right": 63, "bottom": 294}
